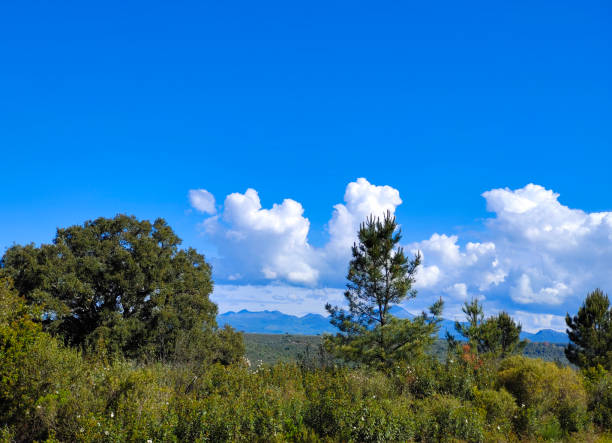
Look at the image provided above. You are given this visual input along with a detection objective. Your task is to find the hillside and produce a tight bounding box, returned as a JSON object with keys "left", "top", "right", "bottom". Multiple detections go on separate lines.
{"left": 243, "top": 333, "right": 571, "bottom": 366}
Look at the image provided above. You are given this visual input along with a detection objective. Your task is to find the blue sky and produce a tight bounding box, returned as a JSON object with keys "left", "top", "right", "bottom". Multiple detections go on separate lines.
{"left": 1, "top": 1, "right": 611, "bottom": 331}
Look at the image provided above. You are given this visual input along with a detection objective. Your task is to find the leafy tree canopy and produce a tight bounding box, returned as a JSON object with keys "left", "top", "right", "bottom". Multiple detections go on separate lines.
{"left": 565, "top": 288, "right": 612, "bottom": 369}
{"left": 324, "top": 211, "right": 443, "bottom": 368}
{"left": 1, "top": 214, "right": 243, "bottom": 363}
{"left": 452, "top": 298, "right": 526, "bottom": 358}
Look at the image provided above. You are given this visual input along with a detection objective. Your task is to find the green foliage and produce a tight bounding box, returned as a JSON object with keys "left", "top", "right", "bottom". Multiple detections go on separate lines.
{"left": 498, "top": 355, "right": 589, "bottom": 436}
{"left": 324, "top": 211, "right": 442, "bottom": 368}
{"left": 453, "top": 298, "right": 527, "bottom": 358}
{"left": 243, "top": 332, "right": 569, "bottom": 368}
{"left": 583, "top": 365, "right": 612, "bottom": 430}
{"left": 566, "top": 289, "right": 612, "bottom": 370}
{"left": 413, "top": 394, "right": 486, "bottom": 442}
{"left": 0, "top": 319, "right": 608, "bottom": 442}
{"left": 1, "top": 215, "right": 243, "bottom": 365}
{"left": 2, "top": 211, "right": 611, "bottom": 441}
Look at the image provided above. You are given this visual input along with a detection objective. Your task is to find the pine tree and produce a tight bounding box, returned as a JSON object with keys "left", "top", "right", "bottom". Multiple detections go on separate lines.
{"left": 324, "top": 211, "right": 443, "bottom": 368}
{"left": 565, "top": 288, "right": 612, "bottom": 369}
{"left": 452, "top": 298, "right": 526, "bottom": 357}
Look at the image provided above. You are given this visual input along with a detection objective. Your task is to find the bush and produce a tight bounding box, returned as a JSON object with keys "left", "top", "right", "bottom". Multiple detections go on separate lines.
{"left": 413, "top": 394, "right": 486, "bottom": 442}
{"left": 498, "top": 356, "right": 589, "bottom": 436}
{"left": 473, "top": 387, "right": 517, "bottom": 435}
{"left": 583, "top": 365, "right": 612, "bottom": 430}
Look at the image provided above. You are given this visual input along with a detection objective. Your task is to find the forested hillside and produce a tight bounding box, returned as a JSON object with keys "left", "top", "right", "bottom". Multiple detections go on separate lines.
{"left": 243, "top": 333, "right": 570, "bottom": 366}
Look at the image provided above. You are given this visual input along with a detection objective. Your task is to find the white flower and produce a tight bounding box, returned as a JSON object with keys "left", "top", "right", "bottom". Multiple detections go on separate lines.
{"left": 110, "top": 412, "right": 114, "bottom": 418}
{"left": 147, "top": 440, "right": 153, "bottom": 443}
{"left": 104, "top": 430, "right": 109, "bottom": 436}
{"left": 80, "top": 428, "right": 84, "bottom": 433}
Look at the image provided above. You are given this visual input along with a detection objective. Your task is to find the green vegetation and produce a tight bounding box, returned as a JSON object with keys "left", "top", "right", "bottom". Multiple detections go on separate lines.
{"left": 1, "top": 215, "right": 243, "bottom": 365}
{"left": 451, "top": 298, "right": 527, "bottom": 358}
{"left": 244, "top": 333, "right": 570, "bottom": 366}
{"left": 566, "top": 288, "right": 612, "bottom": 370}
{"left": 0, "top": 214, "right": 611, "bottom": 441}
{"left": 325, "top": 211, "right": 443, "bottom": 368}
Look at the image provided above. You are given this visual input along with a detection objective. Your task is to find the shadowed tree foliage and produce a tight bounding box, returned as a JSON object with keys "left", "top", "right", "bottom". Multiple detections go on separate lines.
{"left": 324, "top": 211, "right": 443, "bottom": 368}
{"left": 1, "top": 214, "right": 243, "bottom": 364}
{"left": 452, "top": 298, "right": 526, "bottom": 358}
{"left": 566, "top": 288, "right": 612, "bottom": 369}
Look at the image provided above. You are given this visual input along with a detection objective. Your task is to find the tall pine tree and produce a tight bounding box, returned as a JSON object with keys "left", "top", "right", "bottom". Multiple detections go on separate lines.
{"left": 324, "top": 211, "right": 442, "bottom": 368}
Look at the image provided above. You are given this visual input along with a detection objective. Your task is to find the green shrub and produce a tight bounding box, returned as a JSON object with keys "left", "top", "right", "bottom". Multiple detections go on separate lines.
{"left": 583, "top": 365, "right": 612, "bottom": 430}
{"left": 473, "top": 387, "right": 517, "bottom": 434}
{"left": 413, "top": 394, "right": 486, "bottom": 442}
{"left": 498, "top": 356, "right": 589, "bottom": 436}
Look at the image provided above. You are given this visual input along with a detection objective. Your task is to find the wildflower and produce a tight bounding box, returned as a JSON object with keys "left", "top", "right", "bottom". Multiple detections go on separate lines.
{"left": 36, "top": 405, "right": 42, "bottom": 409}
{"left": 104, "top": 430, "right": 109, "bottom": 436}
{"left": 80, "top": 428, "right": 84, "bottom": 433}
{"left": 110, "top": 412, "right": 114, "bottom": 418}
{"left": 497, "top": 425, "right": 501, "bottom": 431}
{"left": 361, "top": 416, "right": 365, "bottom": 421}
{"left": 147, "top": 440, "right": 153, "bottom": 443}
{"left": 465, "top": 418, "right": 468, "bottom": 424}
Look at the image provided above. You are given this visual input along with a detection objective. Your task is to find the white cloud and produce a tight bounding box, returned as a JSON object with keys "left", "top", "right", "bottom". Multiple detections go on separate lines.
{"left": 409, "top": 234, "right": 502, "bottom": 296}
{"left": 199, "top": 178, "right": 404, "bottom": 287}
{"left": 204, "top": 188, "right": 319, "bottom": 285}
{"left": 509, "top": 274, "right": 569, "bottom": 305}
{"left": 191, "top": 181, "right": 612, "bottom": 332}
{"left": 481, "top": 184, "right": 612, "bottom": 308}
{"left": 511, "top": 310, "right": 567, "bottom": 333}
{"left": 189, "top": 189, "right": 216, "bottom": 214}
{"left": 211, "top": 284, "right": 344, "bottom": 316}
{"left": 446, "top": 283, "right": 468, "bottom": 300}
{"left": 325, "top": 179, "right": 402, "bottom": 254}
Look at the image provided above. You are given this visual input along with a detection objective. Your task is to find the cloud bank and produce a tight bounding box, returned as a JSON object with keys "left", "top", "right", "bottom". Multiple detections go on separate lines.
{"left": 192, "top": 180, "right": 612, "bottom": 332}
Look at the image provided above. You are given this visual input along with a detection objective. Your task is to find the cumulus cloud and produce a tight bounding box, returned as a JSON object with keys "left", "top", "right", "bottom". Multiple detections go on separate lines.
{"left": 189, "top": 189, "right": 216, "bottom": 214}
{"left": 323, "top": 178, "right": 403, "bottom": 282}
{"left": 190, "top": 181, "right": 612, "bottom": 331}
{"left": 481, "top": 184, "right": 612, "bottom": 309}
{"left": 203, "top": 188, "right": 318, "bottom": 285}
{"left": 409, "top": 234, "right": 503, "bottom": 295}
{"left": 192, "top": 178, "right": 403, "bottom": 287}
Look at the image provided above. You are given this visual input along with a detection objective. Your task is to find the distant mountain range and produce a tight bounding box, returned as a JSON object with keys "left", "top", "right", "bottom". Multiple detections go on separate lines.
{"left": 217, "top": 307, "right": 569, "bottom": 344}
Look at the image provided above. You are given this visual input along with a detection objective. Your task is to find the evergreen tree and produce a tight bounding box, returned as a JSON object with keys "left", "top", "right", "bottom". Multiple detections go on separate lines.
{"left": 565, "top": 288, "right": 612, "bottom": 369}
{"left": 324, "top": 211, "right": 443, "bottom": 368}
{"left": 453, "top": 298, "right": 526, "bottom": 357}
{"left": 1, "top": 214, "right": 243, "bottom": 364}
